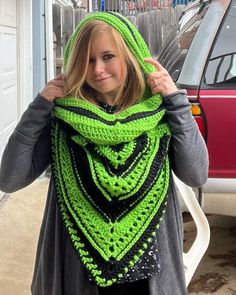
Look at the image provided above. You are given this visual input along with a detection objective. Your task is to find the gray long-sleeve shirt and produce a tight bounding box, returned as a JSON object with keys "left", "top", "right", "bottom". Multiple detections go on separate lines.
{"left": 0, "top": 91, "right": 208, "bottom": 295}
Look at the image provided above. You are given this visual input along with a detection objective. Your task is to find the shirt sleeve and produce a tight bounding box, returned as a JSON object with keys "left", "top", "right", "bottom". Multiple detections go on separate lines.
{"left": 0, "top": 94, "right": 54, "bottom": 193}
{"left": 163, "top": 90, "right": 209, "bottom": 187}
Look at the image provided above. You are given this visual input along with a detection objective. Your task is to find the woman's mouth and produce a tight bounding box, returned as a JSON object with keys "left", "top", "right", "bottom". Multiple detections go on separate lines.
{"left": 94, "top": 76, "right": 112, "bottom": 82}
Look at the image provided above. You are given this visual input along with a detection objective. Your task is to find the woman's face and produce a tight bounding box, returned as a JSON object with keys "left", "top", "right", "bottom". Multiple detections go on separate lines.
{"left": 85, "top": 33, "right": 127, "bottom": 104}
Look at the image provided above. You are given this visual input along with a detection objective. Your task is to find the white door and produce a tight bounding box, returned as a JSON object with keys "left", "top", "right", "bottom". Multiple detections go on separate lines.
{"left": 0, "top": 0, "right": 17, "bottom": 161}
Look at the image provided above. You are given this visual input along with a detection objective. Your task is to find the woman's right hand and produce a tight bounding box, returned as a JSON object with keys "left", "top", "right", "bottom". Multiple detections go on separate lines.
{"left": 40, "top": 74, "right": 65, "bottom": 102}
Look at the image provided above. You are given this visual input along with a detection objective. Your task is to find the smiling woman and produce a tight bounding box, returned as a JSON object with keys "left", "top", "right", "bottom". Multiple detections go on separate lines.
{"left": 64, "top": 19, "right": 146, "bottom": 109}
{"left": 84, "top": 34, "right": 126, "bottom": 105}
{"left": 0, "top": 11, "right": 208, "bottom": 295}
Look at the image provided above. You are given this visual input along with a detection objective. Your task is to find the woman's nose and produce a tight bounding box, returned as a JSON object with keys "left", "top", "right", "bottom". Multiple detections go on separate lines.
{"left": 94, "top": 59, "right": 105, "bottom": 75}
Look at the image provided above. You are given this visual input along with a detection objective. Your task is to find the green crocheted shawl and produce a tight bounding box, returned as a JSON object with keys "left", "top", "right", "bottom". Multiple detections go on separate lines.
{"left": 51, "top": 12, "right": 171, "bottom": 287}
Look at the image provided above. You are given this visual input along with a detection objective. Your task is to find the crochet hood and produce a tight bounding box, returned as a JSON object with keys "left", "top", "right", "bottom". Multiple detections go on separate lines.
{"left": 64, "top": 12, "right": 156, "bottom": 84}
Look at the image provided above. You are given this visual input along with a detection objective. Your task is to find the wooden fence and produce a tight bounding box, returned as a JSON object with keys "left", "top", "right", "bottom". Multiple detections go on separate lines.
{"left": 53, "top": 4, "right": 87, "bottom": 74}
{"left": 53, "top": 4, "right": 185, "bottom": 74}
{"left": 90, "top": 0, "right": 174, "bottom": 13}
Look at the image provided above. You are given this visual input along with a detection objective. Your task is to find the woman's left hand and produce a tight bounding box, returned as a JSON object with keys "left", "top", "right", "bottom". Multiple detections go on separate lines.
{"left": 144, "top": 58, "right": 178, "bottom": 96}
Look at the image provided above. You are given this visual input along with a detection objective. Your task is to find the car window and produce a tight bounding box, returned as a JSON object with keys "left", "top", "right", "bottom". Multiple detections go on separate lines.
{"left": 179, "top": 7, "right": 200, "bottom": 30}
{"left": 203, "top": 0, "right": 236, "bottom": 86}
{"left": 159, "top": 3, "right": 210, "bottom": 82}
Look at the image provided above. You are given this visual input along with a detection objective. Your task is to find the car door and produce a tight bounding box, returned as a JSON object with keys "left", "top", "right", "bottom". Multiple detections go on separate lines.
{"left": 199, "top": 0, "right": 236, "bottom": 178}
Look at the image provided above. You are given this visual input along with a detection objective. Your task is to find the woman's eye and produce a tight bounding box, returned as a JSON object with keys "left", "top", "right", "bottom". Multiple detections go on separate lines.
{"left": 103, "top": 54, "right": 115, "bottom": 61}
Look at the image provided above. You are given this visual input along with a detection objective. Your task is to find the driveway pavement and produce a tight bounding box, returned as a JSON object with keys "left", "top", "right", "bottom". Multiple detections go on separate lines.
{"left": 0, "top": 179, "right": 48, "bottom": 295}
{"left": 0, "top": 178, "right": 235, "bottom": 295}
{"left": 186, "top": 214, "right": 236, "bottom": 294}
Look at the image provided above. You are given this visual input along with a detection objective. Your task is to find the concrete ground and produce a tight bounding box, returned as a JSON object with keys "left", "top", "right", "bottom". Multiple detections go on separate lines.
{"left": 0, "top": 179, "right": 48, "bottom": 295}
{"left": 185, "top": 214, "right": 236, "bottom": 295}
{"left": 0, "top": 178, "right": 235, "bottom": 295}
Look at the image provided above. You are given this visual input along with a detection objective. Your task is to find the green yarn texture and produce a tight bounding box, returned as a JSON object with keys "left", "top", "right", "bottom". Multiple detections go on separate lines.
{"left": 64, "top": 11, "right": 155, "bottom": 75}
{"left": 51, "top": 12, "right": 172, "bottom": 287}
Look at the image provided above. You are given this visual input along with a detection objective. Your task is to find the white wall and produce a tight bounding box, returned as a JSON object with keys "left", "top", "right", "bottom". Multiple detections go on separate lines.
{"left": 0, "top": 0, "right": 32, "bottom": 176}
{"left": 17, "top": 0, "right": 33, "bottom": 115}
{"left": 45, "top": 0, "right": 55, "bottom": 81}
{"left": 0, "top": 0, "right": 17, "bottom": 162}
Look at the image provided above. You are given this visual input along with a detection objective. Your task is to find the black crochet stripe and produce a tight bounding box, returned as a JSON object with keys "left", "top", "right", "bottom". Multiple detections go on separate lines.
{"left": 70, "top": 142, "right": 131, "bottom": 221}
{"left": 52, "top": 117, "right": 78, "bottom": 138}
{"left": 57, "top": 105, "right": 165, "bottom": 125}
{"left": 53, "top": 136, "right": 168, "bottom": 282}
{"left": 106, "top": 11, "right": 138, "bottom": 45}
{"left": 70, "top": 133, "right": 170, "bottom": 221}
{"left": 110, "top": 143, "right": 125, "bottom": 152}
{"left": 60, "top": 190, "right": 168, "bottom": 284}
{"left": 87, "top": 133, "right": 148, "bottom": 177}
{"left": 57, "top": 171, "right": 168, "bottom": 283}
{"left": 51, "top": 123, "right": 169, "bottom": 284}
{"left": 87, "top": 195, "right": 168, "bottom": 282}
{"left": 113, "top": 135, "right": 170, "bottom": 203}
{"left": 95, "top": 135, "right": 170, "bottom": 203}
{"left": 71, "top": 134, "right": 169, "bottom": 210}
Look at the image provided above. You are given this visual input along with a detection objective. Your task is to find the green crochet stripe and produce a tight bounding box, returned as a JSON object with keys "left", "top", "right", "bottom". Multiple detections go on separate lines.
{"left": 55, "top": 92, "right": 162, "bottom": 119}
{"left": 52, "top": 87, "right": 171, "bottom": 286}
{"left": 54, "top": 95, "right": 165, "bottom": 145}
{"left": 87, "top": 126, "right": 170, "bottom": 201}
{"left": 94, "top": 140, "right": 136, "bottom": 169}
{"left": 52, "top": 123, "right": 169, "bottom": 258}
{"left": 51, "top": 122, "right": 170, "bottom": 286}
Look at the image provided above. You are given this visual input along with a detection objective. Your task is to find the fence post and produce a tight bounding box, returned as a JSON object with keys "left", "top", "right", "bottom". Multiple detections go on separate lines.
{"left": 149, "top": 10, "right": 162, "bottom": 57}
{"left": 62, "top": 6, "right": 74, "bottom": 51}
{"left": 74, "top": 8, "right": 88, "bottom": 28}
{"left": 53, "top": 4, "right": 62, "bottom": 59}
{"left": 137, "top": 13, "right": 150, "bottom": 47}
{"left": 161, "top": 7, "right": 176, "bottom": 46}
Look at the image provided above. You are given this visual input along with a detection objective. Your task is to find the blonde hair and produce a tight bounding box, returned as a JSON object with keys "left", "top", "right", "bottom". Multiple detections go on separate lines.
{"left": 64, "top": 20, "right": 146, "bottom": 109}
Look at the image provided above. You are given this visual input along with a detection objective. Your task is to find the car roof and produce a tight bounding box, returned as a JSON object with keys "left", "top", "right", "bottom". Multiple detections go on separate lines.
{"left": 177, "top": 0, "right": 232, "bottom": 88}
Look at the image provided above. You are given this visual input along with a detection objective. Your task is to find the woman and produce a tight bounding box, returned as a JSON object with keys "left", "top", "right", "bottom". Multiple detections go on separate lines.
{"left": 0, "top": 12, "right": 208, "bottom": 295}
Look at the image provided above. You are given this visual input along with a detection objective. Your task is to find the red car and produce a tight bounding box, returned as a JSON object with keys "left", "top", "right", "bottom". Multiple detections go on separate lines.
{"left": 159, "top": 0, "right": 236, "bottom": 216}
